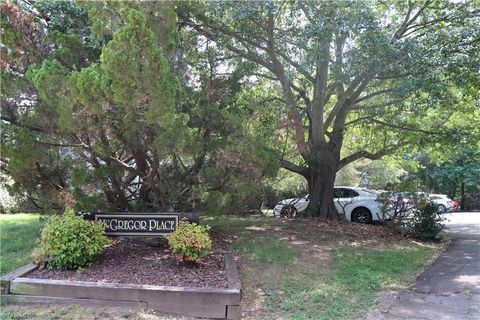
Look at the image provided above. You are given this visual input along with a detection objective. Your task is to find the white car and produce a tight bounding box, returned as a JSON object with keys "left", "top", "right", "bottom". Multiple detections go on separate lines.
{"left": 273, "top": 187, "right": 383, "bottom": 223}
{"left": 429, "top": 194, "right": 454, "bottom": 213}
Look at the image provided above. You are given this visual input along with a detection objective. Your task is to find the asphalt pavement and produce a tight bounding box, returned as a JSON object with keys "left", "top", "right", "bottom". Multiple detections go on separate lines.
{"left": 368, "top": 212, "right": 480, "bottom": 320}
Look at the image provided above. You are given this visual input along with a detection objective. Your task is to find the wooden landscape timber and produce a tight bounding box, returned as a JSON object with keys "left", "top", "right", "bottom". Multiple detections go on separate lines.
{"left": 0, "top": 253, "right": 241, "bottom": 319}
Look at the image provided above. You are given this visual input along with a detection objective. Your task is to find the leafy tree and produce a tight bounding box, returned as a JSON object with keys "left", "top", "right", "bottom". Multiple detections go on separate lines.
{"left": 1, "top": 1, "right": 278, "bottom": 213}
{"left": 392, "top": 149, "right": 480, "bottom": 210}
{"left": 181, "top": 0, "right": 480, "bottom": 218}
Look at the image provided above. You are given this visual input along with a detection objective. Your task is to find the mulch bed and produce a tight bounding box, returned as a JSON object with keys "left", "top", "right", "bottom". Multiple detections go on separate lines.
{"left": 28, "top": 229, "right": 234, "bottom": 289}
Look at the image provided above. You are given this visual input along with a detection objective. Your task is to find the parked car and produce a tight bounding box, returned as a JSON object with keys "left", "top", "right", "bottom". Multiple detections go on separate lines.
{"left": 429, "top": 194, "right": 454, "bottom": 213}
{"left": 273, "top": 187, "right": 383, "bottom": 223}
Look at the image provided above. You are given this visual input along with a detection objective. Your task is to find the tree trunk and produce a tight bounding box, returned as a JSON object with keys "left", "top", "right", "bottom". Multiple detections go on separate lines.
{"left": 460, "top": 182, "right": 466, "bottom": 211}
{"left": 302, "top": 146, "right": 339, "bottom": 220}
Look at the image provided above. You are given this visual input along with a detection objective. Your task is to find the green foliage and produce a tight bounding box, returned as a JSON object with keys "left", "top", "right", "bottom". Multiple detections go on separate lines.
{"left": 335, "top": 164, "right": 360, "bottom": 187}
{"left": 409, "top": 199, "right": 445, "bottom": 241}
{"left": 377, "top": 192, "right": 446, "bottom": 240}
{"left": 84, "top": 1, "right": 177, "bottom": 53}
{"left": 34, "top": 208, "right": 111, "bottom": 270}
{"left": 34, "top": 0, "right": 90, "bottom": 35}
{"left": 184, "top": 0, "right": 480, "bottom": 218}
{"left": 389, "top": 149, "right": 480, "bottom": 209}
{"left": 2, "top": 1, "right": 277, "bottom": 214}
{"left": 2, "top": 0, "right": 479, "bottom": 217}
{"left": 272, "top": 169, "right": 307, "bottom": 197}
{"left": 166, "top": 221, "right": 212, "bottom": 264}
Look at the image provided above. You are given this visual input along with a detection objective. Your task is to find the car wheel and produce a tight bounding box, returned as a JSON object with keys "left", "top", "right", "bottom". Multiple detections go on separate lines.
{"left": 437, "top": 204, "right": 447, "bottom": 213}
{"left": 280, "top": 205, "right": 298, "bottom": 218}
{"left": 351, "top": 207, "right": 372, "bottom": 224}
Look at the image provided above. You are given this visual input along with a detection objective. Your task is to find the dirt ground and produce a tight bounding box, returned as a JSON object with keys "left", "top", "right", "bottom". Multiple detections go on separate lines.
{"left": 235, "top": 217, "right": 406, "bottom": 319}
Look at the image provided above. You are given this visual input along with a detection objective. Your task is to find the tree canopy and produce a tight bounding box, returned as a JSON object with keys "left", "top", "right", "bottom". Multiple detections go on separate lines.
{"left": 1, "top": 0, "right": 479, "bottom": 216}
{"left": 180, "top": 0, "right": 480, "bottom": 217}
{"left": 1, "top": 0, "right": 278, "bottom": 212}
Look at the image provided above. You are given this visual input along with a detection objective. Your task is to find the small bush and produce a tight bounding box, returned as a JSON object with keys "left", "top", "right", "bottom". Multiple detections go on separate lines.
{"left": 166, "top": 221, "right": 212, "bottom": 264}
{"left": 410, "top": 199, "right": 445, "bottom": 241}
{"left": 378, "top": 192, "right": 445, "bottom": 241}
{"left": 33, "top": 208, "right": 111, "bottom": 270}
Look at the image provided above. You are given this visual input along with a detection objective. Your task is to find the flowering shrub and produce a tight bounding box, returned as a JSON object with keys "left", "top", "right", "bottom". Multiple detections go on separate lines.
{"left": 166, "top": 221, "right": 212, "bottom": 264}
{"left": 33, "top": 208, "right": 111, "bottom": 270}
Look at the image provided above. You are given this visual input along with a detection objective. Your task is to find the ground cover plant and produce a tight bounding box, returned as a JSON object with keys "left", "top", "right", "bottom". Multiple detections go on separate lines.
{"left": 0, "top": 213, "right": 43, "bottom": 276}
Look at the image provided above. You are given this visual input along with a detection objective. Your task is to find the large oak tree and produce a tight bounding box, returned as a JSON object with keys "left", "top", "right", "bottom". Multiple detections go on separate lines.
{"left": 180, "top": 0, "right": 480, "bottom": 218}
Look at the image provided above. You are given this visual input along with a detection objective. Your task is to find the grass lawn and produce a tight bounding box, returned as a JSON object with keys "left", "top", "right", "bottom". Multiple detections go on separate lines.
{"left": 0, "top": 214, "right": 43, "bottom": 276}
{"left": 263, "top": 243, "right": 438, "bottom": 320}
{"left": 0, "top": 304, "right": 156, "bottom": 320}
{"left": 206, "top": 215, "right": 442, "bottom": 320}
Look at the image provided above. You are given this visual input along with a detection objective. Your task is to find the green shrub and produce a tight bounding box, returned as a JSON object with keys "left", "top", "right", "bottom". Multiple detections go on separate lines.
{"left": 410, "top": 198, "right": 445, "bottom": 241}
{"left": 33, "top": 208, "right": 111, "bottom": 270}
{"left": 166, "top": 221, "right": 212, "bottom": 264}
{"left": 378, "top": 192, "right": 446, "bottom": 240}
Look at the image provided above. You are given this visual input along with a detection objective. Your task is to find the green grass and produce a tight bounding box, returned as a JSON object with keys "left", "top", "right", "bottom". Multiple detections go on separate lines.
{"left": 204, "top": 215, "right": 440, "bottom": 319}
{"left": 236, "top": 236, "right": 299, "bottom": 265}
{"left": 332, "top": 243, "right": 437, "bottom": 291}
{"left": 265, "top": 242, "right": 439, "bottom": 320}
{"left": 1, "top": 304, "right": 145, "bottom": 320}
{"left": 0, "top": 214, "right": 43, "bottom": 276}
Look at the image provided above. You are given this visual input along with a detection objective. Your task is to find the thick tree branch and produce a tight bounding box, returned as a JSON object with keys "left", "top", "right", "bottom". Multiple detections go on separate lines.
{"left": 266, "top": 13, "right": 310, "bottom": 158}
{"left": 310, "top": 36, "right": 331, "bottom": 145}
{"left": 338, "top": 150, "right": 385, "bottom": 171}
{"left": 281, "top": 159, "right": 308, "bottom": 176}
{"left": 324, "top": 76, "right": 369, "bottom": 130}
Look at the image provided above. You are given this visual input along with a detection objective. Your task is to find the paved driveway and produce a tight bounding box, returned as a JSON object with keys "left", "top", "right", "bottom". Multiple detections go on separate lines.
{"left": 368, "top": 212, "right": 480, "bottom": 320}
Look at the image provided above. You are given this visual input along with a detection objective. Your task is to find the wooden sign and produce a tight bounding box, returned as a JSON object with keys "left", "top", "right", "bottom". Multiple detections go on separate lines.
{"left": 82, "top": 212, "right": 199, "bottom": 237}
